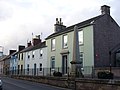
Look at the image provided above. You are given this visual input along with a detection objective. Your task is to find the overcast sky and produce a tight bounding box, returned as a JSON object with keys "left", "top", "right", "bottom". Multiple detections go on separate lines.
{"left": 0, "top": 0, "right": 120, "bottom": 54}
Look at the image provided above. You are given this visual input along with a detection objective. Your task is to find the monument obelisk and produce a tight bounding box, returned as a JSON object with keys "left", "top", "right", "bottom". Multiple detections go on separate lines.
{"left": 70, "top": 26, "right": 83, "bottom": 77}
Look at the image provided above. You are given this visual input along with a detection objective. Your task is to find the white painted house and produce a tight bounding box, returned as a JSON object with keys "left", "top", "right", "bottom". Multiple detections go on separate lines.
{"left": 21, "top": 36, "right": 48, "bottom": 76}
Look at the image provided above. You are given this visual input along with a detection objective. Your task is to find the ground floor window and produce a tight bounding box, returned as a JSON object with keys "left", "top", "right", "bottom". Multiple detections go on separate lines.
{"left": 51, "top": 56, "right": 55, "bottom": 69}
{"left": 39, "top": 63, "right": 42, "bottom": 71}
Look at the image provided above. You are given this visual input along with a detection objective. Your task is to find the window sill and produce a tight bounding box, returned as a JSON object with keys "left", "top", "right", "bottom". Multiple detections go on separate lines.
{"left": 63, "top": 46, "right": 68, "bottom": 49}
{"left": 51, "top": 49, "right": 56, "bottom": 52}
{"left": 79, "top": 44, "right": 84, "bottom": 46}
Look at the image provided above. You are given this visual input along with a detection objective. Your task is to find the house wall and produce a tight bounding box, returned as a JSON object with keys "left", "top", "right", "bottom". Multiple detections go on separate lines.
{"left": 17, "top": 53, "right": 25, "bottom": 72}
{"left": 24, "top": 47, "right": 47, "bottom": 76}
{"left": 46, "top": 25, "right": 94, "bottom": 75}
{"left": 94, "top": 14, "right": 120, "bottom": 67}
{"left": 10, "top": 55, "right": 18, "bottom": 74}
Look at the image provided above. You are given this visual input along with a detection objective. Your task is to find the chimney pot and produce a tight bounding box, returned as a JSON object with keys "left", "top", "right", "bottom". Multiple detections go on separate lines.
{"left": 56, "top": 18, "right": 59, "bottom": 24}
{"left": 101, "top": 5, "right": 110, "bottom": 15}
{"left": 27, "top": 41, "right": 32, "bottom": 47}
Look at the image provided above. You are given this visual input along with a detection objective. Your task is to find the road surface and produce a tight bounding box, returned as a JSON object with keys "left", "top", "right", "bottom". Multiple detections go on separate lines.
{"left": 2, "top": 77, "right": 70, "bottom": 90}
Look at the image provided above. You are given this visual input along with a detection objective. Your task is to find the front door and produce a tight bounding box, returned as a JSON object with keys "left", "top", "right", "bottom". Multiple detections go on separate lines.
{"left": 34, "top": 63, "right": 36, "bottom": 76}
{"left": 62, "top": 55, "right": 68, "bottom": 74}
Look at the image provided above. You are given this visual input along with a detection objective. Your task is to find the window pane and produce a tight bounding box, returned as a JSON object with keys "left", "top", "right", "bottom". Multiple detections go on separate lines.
{"left": 51, "top": 39, "right": 55, "bottom": 50}
{"left": 79, "top": 52, "right": 83, "bottom": 67}
{"left": 51, "top": 57, "right": 55, "bottom": 69}
{"left": 32, "top": 51, "right": 35, "bottom": 58}
{"left": 28, "top": 52, "right": 30, "bottom": 59}
{"left": 27, "top": 64, "right": 29, "bottom": 71}
{"left": 40, "top": 49, "right": 43, "bottom": 57}
{"left": 21, "top": 53, "right": 23, "bottom": 60}
{"left": 78, "top": 31, "right": 83, "bottom": 45}
{"left": 40, "top": 63, "right": 42, "bottom": 71}
{"left": 63, "top": 35, "right": 68, "bottom": 48}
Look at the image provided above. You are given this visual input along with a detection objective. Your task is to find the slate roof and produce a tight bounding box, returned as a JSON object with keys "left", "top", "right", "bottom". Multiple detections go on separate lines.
{"left": 20, "top": 41, "right": 46, "bottom": 53}
{"left": 46, "top": 14, "right": 105, "bottom": 40}
{"left": 0, "top": 55, "right": 10, "bottom": 61}
{"left": 0, "top": 55, "right": 7, "bottom": 61}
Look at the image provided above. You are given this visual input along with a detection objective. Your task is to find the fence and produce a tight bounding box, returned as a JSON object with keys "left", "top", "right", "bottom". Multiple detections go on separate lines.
{"left": 8, "top": 66, "right": 96, "bottom": 78}
{"left": 4, "top": 66, "right": 120, "bottom": 78}
{"left": 9, "top": 67, "right": 71, "bottom": 76}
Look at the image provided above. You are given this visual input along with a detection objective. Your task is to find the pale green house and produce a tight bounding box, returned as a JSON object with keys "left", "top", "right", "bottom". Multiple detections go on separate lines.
{"left": 46, "top": 18, "right": 94, "bottom": 75}
{"left": 45, "top": 5, "right": 120, "bottom": 76}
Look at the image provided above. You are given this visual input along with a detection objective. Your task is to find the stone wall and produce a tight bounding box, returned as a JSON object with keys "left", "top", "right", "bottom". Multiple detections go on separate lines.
{"left": 11, "top": 75, "right": 120, "bottom": 90}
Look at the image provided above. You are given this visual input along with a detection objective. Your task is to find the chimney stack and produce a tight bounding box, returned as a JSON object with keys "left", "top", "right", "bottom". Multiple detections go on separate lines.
{"left": 18, "top": 45, "right": 25, "bottom": 51}
{"left": 54, "top": 18, "right": 66, "bottom": 33}
{"left": 9, "top": 50, "right": 16, "bottom": 55}
{"left": 27, "top": 41, "right": 32, "bottom": 47}
{"left": 32, "top": 35, "right": 41, "bottom": 46}
{"left": 101, "top": 5, "right": 110, "bottom": 15}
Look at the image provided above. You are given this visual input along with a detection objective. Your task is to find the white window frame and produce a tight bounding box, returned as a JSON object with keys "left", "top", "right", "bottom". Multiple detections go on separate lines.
{"left": 51, "top": 38, "right": 55, "bottom": 51}
{"left": 32, "top": 51, "right": 35, "bottom": 59}
{"left": 63, "top": 35, "right": 68, "bottom": 48}
{"left": 51, "top": 56, "right": 55, "bottom": 70}
{"left": 27, "top": 52, "right": 30, "bottom": 59}
{"left": 40, "top": 49, "right": 43, "bottom": 57}
{"left": 78, "top": 30, "right": 83, "bottom": 45}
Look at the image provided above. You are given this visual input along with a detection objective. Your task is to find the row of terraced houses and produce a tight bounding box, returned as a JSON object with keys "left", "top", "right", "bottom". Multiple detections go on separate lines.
{"left": 0, "top": 5, "right": 120, "bottom": 77}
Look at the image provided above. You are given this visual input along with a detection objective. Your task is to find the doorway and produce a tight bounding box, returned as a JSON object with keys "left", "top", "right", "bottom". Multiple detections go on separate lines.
{"left": 62, "top": 55, "right": 68, "bottom": 74}
{"left": 34, "top": 63, "right": 36, "bottom": 75}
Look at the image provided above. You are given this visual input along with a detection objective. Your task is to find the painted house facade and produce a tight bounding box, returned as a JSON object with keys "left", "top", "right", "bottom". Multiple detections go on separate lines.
{"left": 46, "top": 5, "right": 120, "bottom": 75}
{"left": 10, "top": 45, "right": 25, "bottom": 75}
{"left": 24, "top": 42, "right": 47, "bottom": 76}
{"left": 0, "top": 55, "right": 6, "bottom": 75}
{"left": 18, "top": 35, "right": 48, "bottom": 76}
{"left": 10, "top": 52, "right": 18, "bottom": 75}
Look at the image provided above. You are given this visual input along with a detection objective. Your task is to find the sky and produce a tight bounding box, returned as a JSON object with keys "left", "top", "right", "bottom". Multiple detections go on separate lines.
{"left": 0, "top": 0, "right": 120, "bottom": 54}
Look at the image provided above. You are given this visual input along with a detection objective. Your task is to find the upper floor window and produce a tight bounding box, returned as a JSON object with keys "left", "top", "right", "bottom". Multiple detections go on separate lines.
{"left": 32, "top": 51, "right": 35, "bottom": 58}
{"left": 63, "top": 35, "right": 68, "bottom": 48}
{"left": 21, "top": 53, "right": 23, "bottom": 60}
{"left": 27, "top": 64, "right": 29, "bottom": 71}
{"left": 27, "top": 52, "right": 30, "bottom": 59}
{"left": 18, "top": 54, "right": 20, "bottom": 60}
{"left": 40, "top": 49, "right": 43, "bottom": 57}
{"left": 78, "top": 31, "right": 83, "bottom": 45}
{"left": 15, "top": 55, "right": 17, "bottom": 58}
{"left": 51, "top": 38, "right": 55, "bottom": 51}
